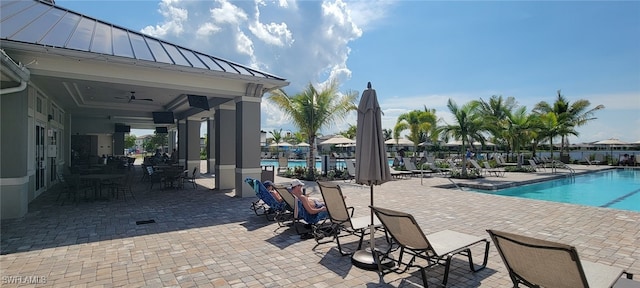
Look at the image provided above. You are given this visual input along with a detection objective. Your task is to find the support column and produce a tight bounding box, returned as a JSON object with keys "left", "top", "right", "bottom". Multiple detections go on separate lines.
{"left": 0, "top": 88, "right": 29, "bottom": 219}
{"left": 234, "top": 84, "right": 263, "bottom": 198}
{"left": 168, "top": 129, "right": 177, "bottom": 154}
{"left": 113, "top": 132, "right": 125, "bottom": 155}
{"left": 185, "top": 119, "right": 201, "bottom": 176}
{"left": 206, "top": 117, "right": 215, "bottom": 175}
{"left": 214, "top": 103, "right": 236, "bottom": 191}
{"left": 177, "top": 120, "right": 187, "bottom": 167}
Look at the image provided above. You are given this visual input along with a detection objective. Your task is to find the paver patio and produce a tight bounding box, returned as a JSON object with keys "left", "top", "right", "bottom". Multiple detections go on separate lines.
{"left": 1, "top": 163, "right": 638, "bottom": 287}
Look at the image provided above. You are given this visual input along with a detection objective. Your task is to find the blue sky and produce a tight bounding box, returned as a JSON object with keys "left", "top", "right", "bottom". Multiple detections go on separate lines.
{"left": 58, "top": 0, "right": 640, "bottom": 143}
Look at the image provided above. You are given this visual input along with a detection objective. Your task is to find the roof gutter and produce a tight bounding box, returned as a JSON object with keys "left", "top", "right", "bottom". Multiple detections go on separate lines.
{"left": 0, "top": 48, "right": 30, "bottom": 95}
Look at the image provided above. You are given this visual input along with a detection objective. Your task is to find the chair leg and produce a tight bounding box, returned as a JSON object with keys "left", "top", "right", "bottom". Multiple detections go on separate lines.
{"left": 420, "top": 268, "right": 430, "bottom": 288}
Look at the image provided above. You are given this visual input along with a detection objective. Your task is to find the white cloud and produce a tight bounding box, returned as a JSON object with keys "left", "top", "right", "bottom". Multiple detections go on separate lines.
{"left": 248, "top": 1, "right": 293, "bottom": 47}
{"left": 140, "top": 0, "right": 188, "bottom": 37}
{"left": 196, "top": 22, "right": 221, "bottom": 38}
{"left": 210, "top": 0, "right": 248, "bottom": 25}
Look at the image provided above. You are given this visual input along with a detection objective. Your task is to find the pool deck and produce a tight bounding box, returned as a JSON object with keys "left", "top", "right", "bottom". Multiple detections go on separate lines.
{"left": 1, "top": 163, "right": 638, "bottom": 287}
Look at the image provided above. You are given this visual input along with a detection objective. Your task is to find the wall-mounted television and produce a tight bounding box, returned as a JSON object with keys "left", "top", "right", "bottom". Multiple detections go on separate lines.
{"left": 152, "top": 111, "right": 175, "bottom": 124}
{"left": 188, "top": 95, "right": 210, "bottom": 110}
{"left": 155, "top": 127, "right": 168, "bottom": 134}
{"left": 114, "top": 124, "right": 130, "bottom": 133}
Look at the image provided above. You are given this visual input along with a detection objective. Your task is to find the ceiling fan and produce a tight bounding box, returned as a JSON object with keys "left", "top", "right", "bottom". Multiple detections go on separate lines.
{"left": 115, "top": 91, "right": 153, "bottom": 103}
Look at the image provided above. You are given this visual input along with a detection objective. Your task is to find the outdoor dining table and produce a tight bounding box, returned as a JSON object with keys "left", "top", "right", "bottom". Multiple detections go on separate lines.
{"left": 79, "top": 173, "right": 125, "bottom": 200}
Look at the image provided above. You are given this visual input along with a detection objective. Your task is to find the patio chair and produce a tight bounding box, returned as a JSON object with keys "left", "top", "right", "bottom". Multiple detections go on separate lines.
{"left": 316, "top": 181, "right": 386, "bottom": 255}
{"left": 528, "top": 159, "right": 546, "bottom": 172}
{"left": 469, "top": 159, "right": 487, "bottom": 176}
{"left": 482, "top": 161, "right": 506, "bottom": 177}
{"left": 111, "top": 171, "right": 136, "bottom": 201}
{"left": 487, "top": 229, "right": 635, "bottom": 288}
{"left": 275, "top": 184, "right": 330, "bottom": 239}
{"left": 389, "top": 166, "right": 413, "bottom": 179}
{"left": 182, "top": 167, "right": 198, "bottom": 189}
{"left": 427, "top": 162, "right": 450, "bottom": 176}
{"left": 245, "top": 178, "right": 289, "bottom": 221}
{"left": 404, "top": 161, "right": 435, "bottom": 177}
{"left": 344, "top": 159, "right": 356, "bottom": 183}
{"left": 370, "top": 206, "right": 490, "bottom": 287}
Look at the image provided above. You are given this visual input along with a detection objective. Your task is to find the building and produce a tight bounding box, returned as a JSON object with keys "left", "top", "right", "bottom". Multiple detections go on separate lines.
{"left": 0, "top": 0, "right": 289, "bottom": 219}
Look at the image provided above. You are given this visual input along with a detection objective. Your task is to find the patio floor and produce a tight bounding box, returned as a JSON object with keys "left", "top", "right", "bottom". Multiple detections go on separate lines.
{"left": 1, "top": 163, "right": 638, "bottom": 287}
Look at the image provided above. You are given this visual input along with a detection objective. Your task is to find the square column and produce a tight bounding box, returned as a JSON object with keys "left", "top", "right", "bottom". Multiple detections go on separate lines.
{"left": 234, "top": 94, "right": 262, "bottom": 198}
{"left": 206, "top": 117, "right": 215, "bottom": 174}
{"left": 185, "top": 119, "right": 201, "bottom": 175}
{"left": 214, "top": 103, "right": 236, "bottom": 191}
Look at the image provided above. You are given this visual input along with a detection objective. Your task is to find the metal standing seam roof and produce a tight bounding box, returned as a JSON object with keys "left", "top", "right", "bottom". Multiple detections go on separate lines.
{"left": 0, "top": 0, "right": 285, "bottom": 81}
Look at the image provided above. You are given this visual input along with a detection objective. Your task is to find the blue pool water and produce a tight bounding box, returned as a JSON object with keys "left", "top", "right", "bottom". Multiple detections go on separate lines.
{"left": 471, "top": 169, "right": 640, "bottom": 213}
{"left": 260, "top": 159, "right": 395, "bottom": 170}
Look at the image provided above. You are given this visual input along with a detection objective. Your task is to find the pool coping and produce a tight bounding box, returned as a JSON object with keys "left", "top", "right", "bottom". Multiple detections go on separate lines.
{"left": 435, "top": 166, "right": 630, "bottom": 190}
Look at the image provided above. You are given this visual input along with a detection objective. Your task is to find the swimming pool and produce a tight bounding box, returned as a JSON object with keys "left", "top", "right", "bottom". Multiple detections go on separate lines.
{"left": 470, "top": 169, "right": 640, "bottom": 213}
{"left": 260, "top": 159, "right": 395, "bottom": 170}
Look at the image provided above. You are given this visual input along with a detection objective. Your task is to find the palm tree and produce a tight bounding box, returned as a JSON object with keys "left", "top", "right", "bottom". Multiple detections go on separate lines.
{"left": 533, "top": 90, "right": 604, "bottom": 160}
{"left": 269, "top": 128, "right": 284, "bottom": 157}
{"left": 503, "top": 106, "right": 534, "bottom": 167}
{"left": 393, "top": 108, "right": 437, "bottom": 158}
{"left": 438, "top": 99, "right": 486, "bottom": 176}
{"left": 382, "top": 129, "right": 393, "bottom": 141}
{"left": 474, "top": 95, "right": 517, "bottom": 155}
{"left": 536, "top": 112, "right": 561, "bottom": 160}
{"left": 269, "top": 79, "right": 357, "bottom": 179}
{"left": 339, "top": 124, "right": 357, "bottom": 140}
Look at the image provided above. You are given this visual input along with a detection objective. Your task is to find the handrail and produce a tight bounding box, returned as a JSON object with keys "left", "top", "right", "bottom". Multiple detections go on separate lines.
{"left": 551, "top": 160, "right": 575, "bottom": 176}
{"left": 448, "top": 178, "right": 463, "bottom": 190}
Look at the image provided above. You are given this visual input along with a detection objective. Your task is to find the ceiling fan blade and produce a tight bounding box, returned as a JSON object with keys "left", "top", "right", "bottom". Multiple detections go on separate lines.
{"left": 139, "top": 98, "right": 154, "bottom": 101}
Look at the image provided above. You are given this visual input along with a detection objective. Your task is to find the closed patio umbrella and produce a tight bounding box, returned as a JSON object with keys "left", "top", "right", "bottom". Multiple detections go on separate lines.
{"left": 353, "top": 82, "right": 392, "bottom": 270}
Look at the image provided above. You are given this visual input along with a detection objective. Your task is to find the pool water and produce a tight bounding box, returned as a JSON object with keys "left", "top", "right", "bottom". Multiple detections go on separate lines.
{"left": 260, "top": 159, "right": 395, "bottom": 171}
{"left": 470, "top": 169, "right": 640, "bottom": 213}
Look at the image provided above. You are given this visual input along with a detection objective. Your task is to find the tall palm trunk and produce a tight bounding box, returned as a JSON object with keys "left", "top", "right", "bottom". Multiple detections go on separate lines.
{"left": 307, "top": 135, "right": 316, "bottom": 178}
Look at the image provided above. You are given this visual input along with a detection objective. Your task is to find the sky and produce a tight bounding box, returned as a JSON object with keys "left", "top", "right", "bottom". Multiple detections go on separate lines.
{"left": 58, "top": 0, "right": 640, "bottom": 144}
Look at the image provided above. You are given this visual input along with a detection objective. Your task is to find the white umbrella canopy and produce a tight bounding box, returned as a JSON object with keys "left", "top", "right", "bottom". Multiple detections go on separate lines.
{"left": 593, "top": 138, "right": 629, "bottom": 145}
{"left": 320, "top": 135, "right": 355, "bottom": 145}
{"left": 269, "top": 141, "right": 293, "bottom": 147}
{"left": 444, "top": 140, "right": 493, "bottom": 147}
{"left": 593, "top": 138, "right": 630, "bottom": 161}
{"left": 353, "top": 82, "right": 392, "bottom": 270}
{"left": 384, "top": 138, "right": 414, "bottom": 146}
{"left": 295, "top": 142, "right": 310, "bottom": 147}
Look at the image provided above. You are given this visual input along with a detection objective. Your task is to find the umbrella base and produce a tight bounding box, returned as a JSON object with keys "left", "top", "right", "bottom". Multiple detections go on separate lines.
{"left": 351, "top": 248, "right": 394, "bottom": 271}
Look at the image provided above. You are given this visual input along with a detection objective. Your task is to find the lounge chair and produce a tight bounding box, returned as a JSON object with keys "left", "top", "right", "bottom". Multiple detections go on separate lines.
{"left": 404, "top": 161, "right": 435, "bottom": 177}
{"left": 427, "top": 162, "right": 450, "bottom": 176}
{"left": 528, "top": 159, "right": 546, "bottom": 172}
{"left": 487, "top": 229, "right": 635, "bottom": 288}
{"left": 482, "top": 161, "right": 505, "bottom": 177}
{"left": 344, "top": 159, "right": 356, "bottom": 183}
{"left": 274, "top": 184, "right": 330, "bottom": 238}
{"left": 317, "top": 181, "right": 385, "bottom": 255}
{"left": 389, "top": 166, "right": 413, "bottom": 179}
{"left": 245, "top": 178, "right": 289, "bottom": 221}
{"left": 370, "top": 206, "right": 490, "bottom": 287}
{"left": 468, "top": 159, "right": 487, "bottom": 176}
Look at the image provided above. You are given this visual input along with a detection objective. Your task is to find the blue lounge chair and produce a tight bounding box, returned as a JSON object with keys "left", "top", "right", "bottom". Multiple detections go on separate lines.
{"left": 245, "top": 178, "right": 289, "bottom": 221}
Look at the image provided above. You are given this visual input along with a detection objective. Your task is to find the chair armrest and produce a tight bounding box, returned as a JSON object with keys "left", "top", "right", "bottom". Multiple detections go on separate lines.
{"left": 347, "top": 206, "right": 355, "bottom": 217}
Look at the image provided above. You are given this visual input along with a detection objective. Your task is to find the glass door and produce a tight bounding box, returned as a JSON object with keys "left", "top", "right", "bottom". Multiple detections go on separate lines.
{"left": 35, "top": 122, "right": 46, "bottom": 191}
